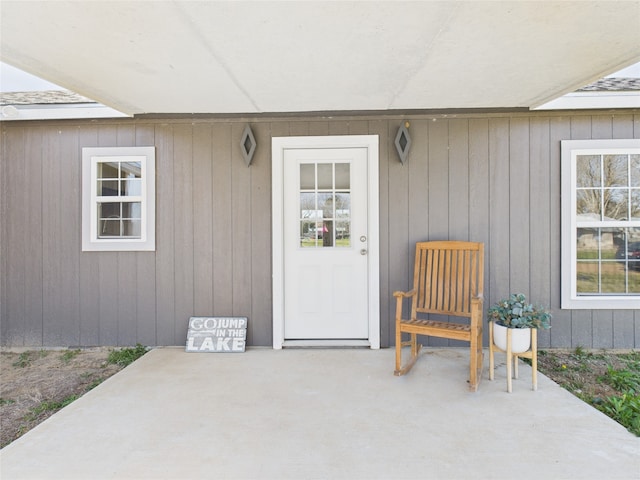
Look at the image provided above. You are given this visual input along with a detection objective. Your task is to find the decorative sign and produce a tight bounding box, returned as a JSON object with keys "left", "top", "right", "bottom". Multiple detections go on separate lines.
{"left": 186, "top": 317, "right": 247, "bottom": 353}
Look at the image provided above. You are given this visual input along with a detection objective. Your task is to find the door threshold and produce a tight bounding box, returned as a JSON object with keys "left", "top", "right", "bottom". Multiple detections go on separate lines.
{"left": 282, "top": 339, "right": 371, "bottom": 348}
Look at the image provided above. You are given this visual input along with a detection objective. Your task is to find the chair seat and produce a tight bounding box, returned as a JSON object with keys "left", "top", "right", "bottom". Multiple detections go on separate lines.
{"left": 400, "top": 319, "right": 471, "bottom": 341}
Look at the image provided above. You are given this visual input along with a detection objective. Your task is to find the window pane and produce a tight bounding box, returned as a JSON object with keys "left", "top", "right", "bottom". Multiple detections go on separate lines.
{"left": 319, "top": 193, "right": 334, "bottom": 219}
{"left": 322, "top": 221, "right": 334, "bottom": 247}
{"left": 576, "top": 261, "right": 600, "bottom": 293}
{"left": 335, "top": 192, "right": 350, "bottom": 216}
{"left": 603, "top": 189, "right": 628, "bottom": 221}
{"left": 576, "top": 155, "right": 601, "bottom": 187}
{"left": 121, "top": 162, "right": 141, "bottom": 179}
{"left": 98, "top": 180, "right": 119, "bottom": 196}
{"left": 631, "top": 155, "right": 640, "bottom": 186}
{"left": 299, "top": 192, "right": 317, "bottom": 217}
{"left": 300, "top": 220, "right": 319, "bottom": 247}
{"left": 317, "top": 164, "right": 332, "bottom": 189}
{"left": 603, "top": 154, "right": 628, "bottom": 187}
{"left": 122, "top": 202, "right": 141, "bottom": 220}
{"left": 98, "top": 162, "right": 119, "bottom": 179}
{"left": 300, "top": 164, "right": 315, "bottom": 190}
{"left": 122, "top": 179, "right": 141, "bottom": 196}
{"left": 335, "top": 163, "right": 350, "bottom": 189}
{"left": 336, "top": 220, "right": 350, "bottom": 247}
{"left": 576, "top": 189, "right": 601, "bottom": 219}
{"left": 100, "top": 219, "right": 121, "bottom": 237}
{"left": 123, "top": 220, "right": 141, "bottom": 238}
{"left": 98, "top": 202, "right": 120, "bottom": 219}
{"left": 631, "top": 190, "right": 640, "bottom": 221}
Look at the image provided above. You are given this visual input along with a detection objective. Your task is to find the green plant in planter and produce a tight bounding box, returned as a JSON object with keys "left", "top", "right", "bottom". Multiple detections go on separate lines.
{"left": 487, "top": 293, "right": 551, "bottom": 329}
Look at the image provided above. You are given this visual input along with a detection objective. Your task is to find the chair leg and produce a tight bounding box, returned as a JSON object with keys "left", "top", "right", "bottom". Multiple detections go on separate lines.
{"left": 395, "top": 328, "right": 402, "bottom": 375}
{"left": 506, "top": 328, "right": 513, "bottom": 393}
{"left": 395, "top": 331, "right": 421, "bottom": 376}
{"left": 531, "top": 329, "right": 538, "bottom": 391}
{"left": 489, "top": 321, "right": 495, "bottom": 381}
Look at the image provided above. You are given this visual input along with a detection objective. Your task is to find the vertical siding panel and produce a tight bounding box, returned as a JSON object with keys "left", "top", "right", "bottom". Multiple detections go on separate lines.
{"left": 329, "top": 121, "right": 348, "bottom": 135}
{"left": 116, "top": 125, "right": 138, "bottom": 345}
{"left": 509, "top": 118, "right": 530, "bottom": 294}
{"left": 612, "top": 114, "right": 634, "bottom": 138}
{"left": 591, "top": 115, "right": 613, "bottom": 139}
{"left": 231, "top": 123, "right": 252, "bottom": 336}
{"left": 529, "top": 117, "right": 552, "bottom": 348}
{"left": 2, "top": 126, "right": 27, "bottom": 345}
{"left": 79, "top": 126, "right": 101, "bottom": 346}
{"left": 369, "top": 120, "right": 391, "bottom": 346}
{"left": 569, "top": 116, "right": 594, "bottom": 348}
{"left": 408, "top": 120, "right": 429, "bottom": 245}
{"left": 308, "top": 121, "right": 329, "bottom": 136}
{"left": 593, "top": 310, "right": 613, "bottom": 349}
{"left": 24, "top": 127, "right": 44, "bottom": 345}
{"left": 134, "top": 124, "right": 157, "bottom": 346}
{"left": 449, "top": 118, "right": 470, "bottom": 240}
{"left": 173, "top": 124, "right": 195, "bottom": 344}
{"left": 289, "top": 122, "right": 309, "bottom": 136}
{"left": 428, "top": 119, "right": 449, "bottom": 240}
{"left": 613, "top": 310, "right": 635, "bottom": 349}
{"left": 211, "top": 123, "right": 233, "bottom": 314}
{"left": 348, "top": 120, "right": 369, "bottom": 135}
{"left": 469, "top": 119, "right": 491, "bottom": 343}
{"left": 387, "top": 120, "right": 410, "bottom": 346}
{"left": 43, "top": 127, "right": 81, "bottom": 346}
{"left": 549, "top": 116, "right": 571, "bottom": 348}
{"left": 97, "top": 125, "right": 119, "bottom": 345}
{"left": 329, "top": 121, "right": 349, "bottom": 135}
{"left": 42, "top": 128, "right": 61, "bottom": 344}
{"left": 488, "top": 118, "right": 510, "bottom": 303}
{"left": 155, "top": 124, "right": 175, "bottom": 345}
{"left": 250, "top": 123, "right": 272, "bottom": 345}
{"left": 193, "top": 124, "right": 214, "bottom": 316}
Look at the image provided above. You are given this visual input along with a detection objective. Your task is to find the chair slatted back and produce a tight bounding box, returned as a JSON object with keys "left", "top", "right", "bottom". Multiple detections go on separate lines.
{"left": 412, "top": 241, "right": 484, "bottom": 318}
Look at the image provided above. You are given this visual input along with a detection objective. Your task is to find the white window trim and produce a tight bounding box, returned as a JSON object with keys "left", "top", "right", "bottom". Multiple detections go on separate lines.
{"left": 561, "top": 139, "right": 640, "bottom": 309}
{"left": 82, "top": 146, "right": 155, "bottom": 252}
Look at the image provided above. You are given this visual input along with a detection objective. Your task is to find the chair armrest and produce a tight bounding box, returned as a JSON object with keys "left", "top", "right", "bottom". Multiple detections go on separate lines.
{"left": 393, "top": 289, "right": 416, "bottom": 299}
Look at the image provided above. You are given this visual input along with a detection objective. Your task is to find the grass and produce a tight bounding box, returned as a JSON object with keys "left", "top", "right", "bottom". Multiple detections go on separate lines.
{"left": 107, "top": 343, "right": 149, "bottom": 367}
{"left": 537, "top": 349, "right": 640, "bottom": 436}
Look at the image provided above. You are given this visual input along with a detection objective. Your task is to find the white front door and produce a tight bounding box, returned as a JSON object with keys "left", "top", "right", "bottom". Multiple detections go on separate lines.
{"left": 272, "top": 136, "right": 379, "bottom": 348}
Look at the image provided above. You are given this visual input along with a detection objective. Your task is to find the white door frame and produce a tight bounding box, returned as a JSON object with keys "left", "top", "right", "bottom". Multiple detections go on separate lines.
{"left": 272, "top": 135, "right": 380, "bottom": 349}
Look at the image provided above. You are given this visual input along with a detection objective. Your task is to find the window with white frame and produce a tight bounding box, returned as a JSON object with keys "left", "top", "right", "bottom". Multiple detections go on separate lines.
{"left": 82, "top": 147, "right": 155, "bottom": 251}
{"left": 561, "top": 139, "right": 640, "bottom": 309}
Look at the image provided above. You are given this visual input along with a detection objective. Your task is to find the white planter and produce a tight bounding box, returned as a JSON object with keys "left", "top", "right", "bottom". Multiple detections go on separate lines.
{"left": 493, "top": 322, "right": 531, "bottom": 353}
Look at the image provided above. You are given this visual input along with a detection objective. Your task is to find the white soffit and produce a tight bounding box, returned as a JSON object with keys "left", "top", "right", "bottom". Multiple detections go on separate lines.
{"left": 1, "top": 1, "right": 639, "bottom": 115}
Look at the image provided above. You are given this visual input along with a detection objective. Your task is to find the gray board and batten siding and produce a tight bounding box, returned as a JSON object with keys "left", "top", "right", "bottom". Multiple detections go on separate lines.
{"left": 1, "top": 111, "right": 639, "bottom": 349}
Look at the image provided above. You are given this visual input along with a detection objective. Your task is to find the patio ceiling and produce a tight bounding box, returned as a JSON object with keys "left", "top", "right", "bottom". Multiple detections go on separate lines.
{"left": 1, "top": 1, "right": 639, "bottom": 116}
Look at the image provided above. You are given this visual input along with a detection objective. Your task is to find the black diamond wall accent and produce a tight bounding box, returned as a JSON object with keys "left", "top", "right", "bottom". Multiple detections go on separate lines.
{"left": 240, "top": 124, "right": 257, "bottom": 167}
{"left": 394, "top": 123, "right": 411, "bottom": 164}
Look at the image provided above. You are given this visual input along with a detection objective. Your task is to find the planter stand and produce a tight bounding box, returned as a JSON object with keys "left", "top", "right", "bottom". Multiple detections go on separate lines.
{"left": 489, "top": 321, "right": 538, "bottom": 393}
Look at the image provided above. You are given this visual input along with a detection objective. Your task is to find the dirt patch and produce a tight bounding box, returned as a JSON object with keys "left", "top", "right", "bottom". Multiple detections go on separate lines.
{"left": 0, "top": 348, "right": 124, "bottom": 448}
{"left": 537, "top": 349, "right": 637, "bottom": 400}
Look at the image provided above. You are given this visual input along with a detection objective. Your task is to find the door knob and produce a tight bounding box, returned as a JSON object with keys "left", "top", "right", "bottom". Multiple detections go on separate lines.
{"left": 360, "top": 249, "right": 367, "bottom": 255}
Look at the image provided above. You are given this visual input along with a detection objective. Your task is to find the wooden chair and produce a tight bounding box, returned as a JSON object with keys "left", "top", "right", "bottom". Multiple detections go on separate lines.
{"left": 394, "top": 241, "right": 484, "bottom": 391}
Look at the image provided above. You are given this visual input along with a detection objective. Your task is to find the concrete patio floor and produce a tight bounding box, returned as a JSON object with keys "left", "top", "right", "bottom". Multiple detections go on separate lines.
{"left": 1, "top": 347, "right": 638, "bottom": 480}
